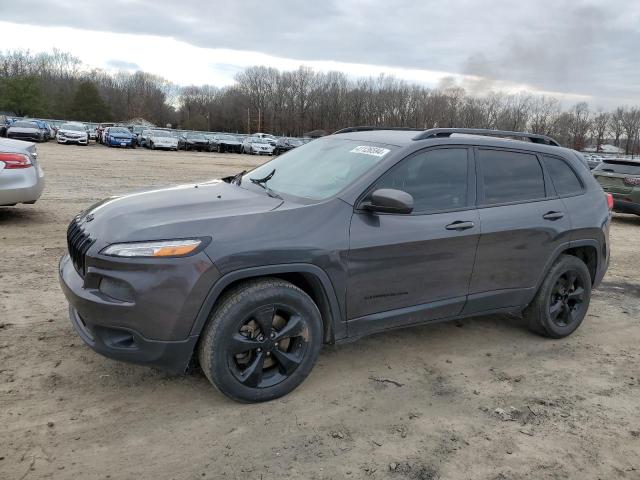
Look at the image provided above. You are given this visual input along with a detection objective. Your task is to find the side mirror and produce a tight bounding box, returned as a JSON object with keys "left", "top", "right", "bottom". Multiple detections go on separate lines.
{"left": 363, "top": 189, "right": 414, "bottom": 214}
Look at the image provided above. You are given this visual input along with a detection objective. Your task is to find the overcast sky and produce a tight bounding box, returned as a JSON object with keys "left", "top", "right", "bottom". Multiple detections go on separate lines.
{"left": 1, "top": 0, "right": 638, "bottom": 106}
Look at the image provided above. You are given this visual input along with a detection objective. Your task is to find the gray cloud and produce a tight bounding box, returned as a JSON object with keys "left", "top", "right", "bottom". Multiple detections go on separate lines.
{"left": 1, "top": 0, "right": 638, "bottom": 104}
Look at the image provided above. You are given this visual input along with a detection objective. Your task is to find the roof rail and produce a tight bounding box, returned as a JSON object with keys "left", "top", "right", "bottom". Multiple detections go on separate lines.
{"left": 333, "top": 126, "right": 424, "bottom": 134}
{"left": 412, "top": 128, "right": 560, "bottom": 147}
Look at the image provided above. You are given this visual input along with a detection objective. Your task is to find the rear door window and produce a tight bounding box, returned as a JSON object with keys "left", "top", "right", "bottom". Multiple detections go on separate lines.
{"left": 479, "top": 149, "right": 545, "bottom": 204}
{"left": 542, "top": 155, "right": 583, "bottom": 196}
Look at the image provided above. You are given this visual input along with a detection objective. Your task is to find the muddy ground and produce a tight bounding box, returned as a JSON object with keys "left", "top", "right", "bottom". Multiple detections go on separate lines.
{"left": 1, "top": 141, "right": 639, "bottom": 480}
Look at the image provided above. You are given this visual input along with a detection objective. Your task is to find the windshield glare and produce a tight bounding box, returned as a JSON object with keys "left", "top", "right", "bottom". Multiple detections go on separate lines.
{"left": 110, "top": 128, "right": 129, "bottom": 134}
{"left": 61, "top": 123, "right": 85, "bottom": 131}
{"left": 152, "top": 130, "right": 174, "bottom": 137}
{"left": 243, "top": 138, "right": 394, "bottom": 200}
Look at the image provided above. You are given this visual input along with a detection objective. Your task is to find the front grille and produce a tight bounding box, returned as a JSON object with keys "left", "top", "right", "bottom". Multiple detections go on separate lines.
{"left": 67, "top": 217, "right": 94, "bottom": 276}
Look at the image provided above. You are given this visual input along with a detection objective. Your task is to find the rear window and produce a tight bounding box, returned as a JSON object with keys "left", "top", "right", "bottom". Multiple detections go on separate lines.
{"left": 543, "top": 155, "right": 583, "bottom": 195}
{"left": 594, "top": 161, "right": 640, "bottom": 175}
{"left": 479, "top": 149, "right": 545, "bottom": 204}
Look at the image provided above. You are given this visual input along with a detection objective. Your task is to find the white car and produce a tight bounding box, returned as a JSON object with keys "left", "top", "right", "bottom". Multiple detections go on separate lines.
{"left": 0, "top": 138, "right": 45, "bottom": 206}
{"left": 242, "top": 136, "right": 274, "bottom": 155}
{"left": 57, "top": 122, "right": 89, "bottom": 145}
{"left": 253, "top": 132, "right": 277, "bottom": 146}
{"left": 147, "top": 130, "right": 178, "bottom": 150}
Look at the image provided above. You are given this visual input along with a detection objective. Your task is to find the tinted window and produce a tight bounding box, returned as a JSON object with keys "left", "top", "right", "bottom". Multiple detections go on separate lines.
{"left": 479, "top": 149, "right": 545, "bottom": 204}
{"left": 372, "top": 148, "right": 468, "bottom": 213}
{"left": 543, "top": 155, "right": 583, "bottom": 195}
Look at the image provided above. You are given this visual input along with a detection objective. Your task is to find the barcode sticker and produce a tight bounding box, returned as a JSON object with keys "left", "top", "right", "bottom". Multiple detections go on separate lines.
{"left": 350, "top": 145, "right": 390, "bottom": 157}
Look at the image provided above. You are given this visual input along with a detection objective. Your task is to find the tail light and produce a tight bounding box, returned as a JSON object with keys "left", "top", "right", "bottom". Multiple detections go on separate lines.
{"left": 606, "top": 193, "right": 614, "bottom": 210}
{"left": 623, "top": 176, "right": 640, "bottom": 187}
{"left": 0, "top": 152, "right": 32, "bottom": 169}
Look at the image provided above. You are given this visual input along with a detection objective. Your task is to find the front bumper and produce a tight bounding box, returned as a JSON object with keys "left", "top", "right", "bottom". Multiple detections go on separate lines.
{"left": 107, "top": 137, "right": 134, "bottom": 147}
{"left": 8, "top": 132, "right": 41, "bottom": 142}
{"left": 0, "top": 165, "right": 45, "bottom": 205}
{"left": 58, "top": 136, "right": 88, "bottom": 145}
{"left": 58, "top": 252, "right": 219, "bottom": 373}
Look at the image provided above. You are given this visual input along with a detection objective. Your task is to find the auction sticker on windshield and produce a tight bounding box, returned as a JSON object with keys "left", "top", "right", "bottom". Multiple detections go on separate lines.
{"left": 350, "top": 145, "right": 390, "bottom": 157}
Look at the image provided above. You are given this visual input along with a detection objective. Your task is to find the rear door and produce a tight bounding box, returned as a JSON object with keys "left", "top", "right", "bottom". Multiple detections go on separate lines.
{"left": 347, "top": 147, "right": 479, "bottom": 334}
{"left": 464, "top": 147, "right": 572, "bottom": 314}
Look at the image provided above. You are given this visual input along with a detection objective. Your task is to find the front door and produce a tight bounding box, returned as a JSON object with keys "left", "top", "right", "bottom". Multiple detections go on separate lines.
{"left": 346, "top": 147, "right": 479, "bottom": 336}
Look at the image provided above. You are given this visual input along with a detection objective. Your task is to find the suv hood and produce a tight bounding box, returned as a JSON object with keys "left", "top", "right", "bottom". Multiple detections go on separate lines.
{"left": 78, "top": 179, "right": 283, "bottom": 243}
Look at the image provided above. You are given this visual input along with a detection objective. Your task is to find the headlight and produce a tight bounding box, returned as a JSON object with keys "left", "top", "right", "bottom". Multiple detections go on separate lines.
{"left": 101, "top": 239, "right": 204, "bottom": 258}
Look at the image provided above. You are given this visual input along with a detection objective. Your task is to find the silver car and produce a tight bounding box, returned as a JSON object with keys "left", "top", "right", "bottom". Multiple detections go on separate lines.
{"left": 0, "top": 138, "right": 45, "bottom": 206}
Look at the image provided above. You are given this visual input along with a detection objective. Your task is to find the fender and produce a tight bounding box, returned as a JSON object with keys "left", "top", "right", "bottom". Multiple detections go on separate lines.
{"left": 188, "top": 263, "right": 346, "bottom": 341}
{"left": 531, "top": 239, "right": 602, "bottom": 302}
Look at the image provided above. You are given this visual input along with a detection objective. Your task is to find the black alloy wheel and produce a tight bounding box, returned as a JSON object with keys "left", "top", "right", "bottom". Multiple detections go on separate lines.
{"left": 548, "top": 270, "right": 587, "bottom": 328}
{"left": 198, "top": 278, "right": 323, "bottom": 402}
{"left": 228, "top": 305, "right": 308, "bottom": 389}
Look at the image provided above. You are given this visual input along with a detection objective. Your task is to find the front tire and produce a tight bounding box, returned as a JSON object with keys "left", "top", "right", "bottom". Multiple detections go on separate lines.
{"left": 198, "top": 278, "right": 323, "bottom": 403}
{"left": 524, "top": 254, "right": 592, "bottom": 338}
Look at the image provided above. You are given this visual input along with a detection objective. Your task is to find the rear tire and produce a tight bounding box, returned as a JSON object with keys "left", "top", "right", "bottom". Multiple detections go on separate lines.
{"left": 198, "top": 278, "right": 323, "bottom": 403}
{"left": 524, "top": 254, "right": 592, "bottom": 339}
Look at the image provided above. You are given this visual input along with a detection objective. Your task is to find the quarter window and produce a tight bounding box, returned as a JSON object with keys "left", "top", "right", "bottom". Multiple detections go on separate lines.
{"left": 479, "top": 149, "right": 545, "bottom": 204}
{"left": 543, "top": 155, "right": 583, "bottom": 196}
{"left": 371, "top": 148, "right": 469, "bottom": 213}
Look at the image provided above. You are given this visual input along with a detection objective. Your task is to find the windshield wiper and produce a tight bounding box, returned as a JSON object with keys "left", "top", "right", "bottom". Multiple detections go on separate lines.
{"left": 250, "top": 169, "right": 276, "bottom": 186}
{"left": 249, "top": 169, "right": 281, "bottom": 200}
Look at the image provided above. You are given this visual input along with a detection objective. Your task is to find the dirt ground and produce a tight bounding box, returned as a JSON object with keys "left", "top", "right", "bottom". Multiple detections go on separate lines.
{"left": 1, "top": 141, "right": 639, "bottom": 480}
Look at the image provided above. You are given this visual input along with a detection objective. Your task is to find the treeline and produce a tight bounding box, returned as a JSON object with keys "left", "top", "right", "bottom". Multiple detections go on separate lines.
{"left": 1, "top": 50, "right": 639, "bottom": 153}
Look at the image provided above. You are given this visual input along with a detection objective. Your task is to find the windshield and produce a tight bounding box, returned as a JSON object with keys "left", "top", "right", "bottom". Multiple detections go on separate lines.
{"left": 110, "top": 127, "right": 130, "bottom": 134}
{"left": 218, "top": 135, "right": 237, "bottom": 141}
{"left": 242, "top": 138, "right": 395, "bottom": 200}
{"left": 287, "top": 138, "right": 303, "bottom": 146}
{"left": 61, "top": 123, "right": 85, "bottom": 131}
{"left": 595, "top": 160, "right": 640, "bottom": 175}
{"left": 187, "top": 132, "right": 205, "bottom": 140}
{"left": 152, "top": 130, "right": 174, "bottom": 137}
{"left": 251, "top": 138, "right": 268, "bottom": 144}
{"left": 13, "top": 121, "right": 38, "bottom": 128}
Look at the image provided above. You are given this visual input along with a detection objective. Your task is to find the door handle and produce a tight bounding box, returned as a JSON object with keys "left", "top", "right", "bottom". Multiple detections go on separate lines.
{"left": 543, "top": 211, "right": 564, "bottom": 221}
{"left": 445, "top": 220, "right": 475, "bottom": 231}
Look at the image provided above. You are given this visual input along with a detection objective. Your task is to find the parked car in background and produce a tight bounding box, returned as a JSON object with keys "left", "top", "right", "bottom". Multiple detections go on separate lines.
{"left": 210, "top": 134, "right": 242, "bottom": 153}
{"left": 583, "top": 154, "right": 604, "bottom": 170}
{"left": 57, "top": 122, "right": 89, "bottom": 145}
{"left": 0, "top": 137, "right": 44, "bottom": 206}
{"left": 593, "top": 158, "right": 640, "bottom": 215}
{"left": 242, "top": 136, "right": 274, "bottom": 155}
{"left": 147, "top": 129, "right": 178, "bottom": 151}
{"left": 138, "top": 129, "right": 152, "bottom": 147}
{"left": 273, "top": 137, "right": 303, "bottom": 155}
{"left": 7, "top": 120, "right": 45, "bottom": 142}
{"left": 0, "top": 116, "right": 9, "bottom": 137}
{"left": 253, "top": 132, "right": 277, "bottom": 146}
{"left": 104, "top": 126, "right": 136, "bottom": 148}
{"left": 179, "top": 131, "right": 210, "bottom": 151}
{"left": 96, "top": 123, "right": 115, "bottom": 144}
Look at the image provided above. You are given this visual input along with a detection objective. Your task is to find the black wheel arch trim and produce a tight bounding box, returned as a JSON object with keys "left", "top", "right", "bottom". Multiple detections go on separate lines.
{"left": 189, "top": 264, "right": 346, "bottom": 343}
{"left": 532, "top": 239, "right": 602, "bottom": 302}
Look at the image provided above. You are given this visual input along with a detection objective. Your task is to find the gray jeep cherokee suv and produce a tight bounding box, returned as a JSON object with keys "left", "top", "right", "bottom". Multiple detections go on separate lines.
{"left": 59, "top": 127, "right": 611, "bottom": 402}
